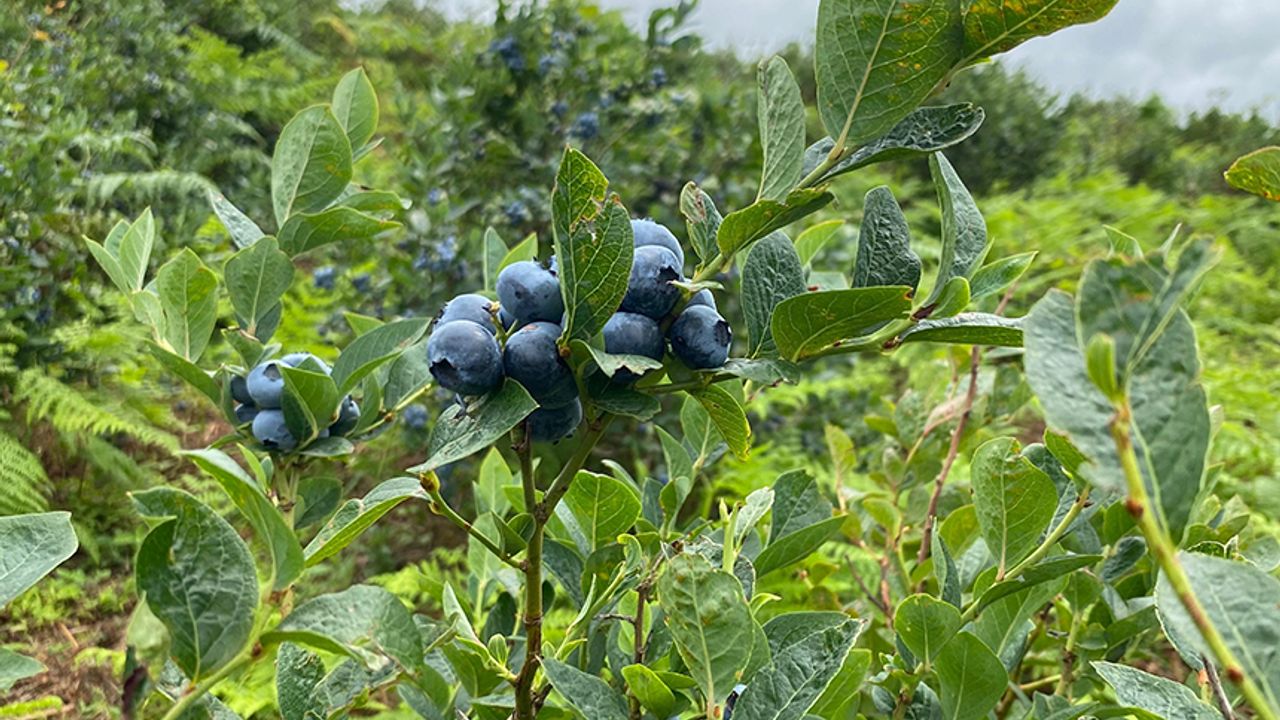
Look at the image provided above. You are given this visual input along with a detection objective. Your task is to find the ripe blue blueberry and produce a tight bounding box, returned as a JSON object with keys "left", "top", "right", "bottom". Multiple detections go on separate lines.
{"left": 427, "top": 320, "right": 504, "bottom": 396}
{"left": 330, "top": 396, "right": 360, "bottom": 436}
{"left": 528, "top": 399, "right": 582, "bottom": 443}
{"left": 498, "top": 307, "right": 516, "bottom": 330}
{"left": 631, "top": 218, "right": 685, "bottom": 268}
{"left": 252, "top": 409, "right": 296, "bottom": 451}
{"left": 438, "top": 293, "right": 497, "bottom": 334}
{"left": 247, "top": 353, "right": 329, "bottom": 408}
{"left": 620, "top": 245, "right": 683, "bottom": 319}
{"left": 352, "top": 273, "right": 371, "bottom": 293}
{"left": 570, "top": 112, "right": 599, "bottom": 140}
{"left": 313, "top": 266, "right": 336, "bottom": 291}
{"left": 686, "top": 289, "right": 717, "bottom": 310}
{"left": 230, "top": 374, "right": 254, "bottom": 405}
{"left": 497, "top": 260, "right": 564, "bottom": 324}
{"left": 604, "top": 312, "right": 664, "bottom": 359}
{"left": 669, "top": 305, "right": 732, "bottom": 369}
{"left": 402, "top": 404, "right": 429, "bottom": 430}
{"left": 234, "top": 404, "right": 259, "bottom": 425}
{"left": 503, "top": 322, "right": 577, "bottom": 407}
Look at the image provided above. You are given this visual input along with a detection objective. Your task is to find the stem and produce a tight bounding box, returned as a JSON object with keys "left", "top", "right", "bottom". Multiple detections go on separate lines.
{"left": 513, "top": 413, "right": 612, "bottom": 720}
{"left": 159, "top": 652, "right": 253, "bottom": 720}
{"left": 1003, "top": 487, "right": 1091, "bottom": 581}
{"left": 917, "top": 346, "right": 980, "bottom": 571}
{"left": 1110, "top": 401, "right": 1279, "bottom": 720}
{"left": 425, "top": 482, "right": 523, "bottom": 570}
{"left": 1203, "top": 655, "right": 1239, "bottom": 720}
{"left": 1055, "top": 601, "right": 1085, "bottom": 697}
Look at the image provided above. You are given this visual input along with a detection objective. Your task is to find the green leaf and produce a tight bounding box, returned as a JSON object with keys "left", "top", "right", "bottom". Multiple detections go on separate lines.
{"left": 133, "top": 489, "right": 257, "bottom": 681}
{"left": 718, "top": 188, "right": 833, "bottom": 260}
{"left": 969, "top": 554, "right": 1102, "bottom": 615}
{"left": 622, "top": 664, "right": 677, "bottom": 718}
{"left": 281, "top": 365, "right": 342, "bottom": 440}
{"left": 304, "top": 477, "right": 428, "bottom": 565}
{"left": 499, "top": 231, "right": 538, "bottom": 273}
{"left": 1225, "top": 146, "right": 1280, "bottom": 201}
{"left": 732, "top": 618, "right": 864, "bottom": 720}
{"left": 810, "top": 648, "right": 873, "bottom": 719}
{"left": 896, "top": 313, "right": 1023, "bottom": 347}
{"left": 147, "top": 342, "right": 221, "bottom": 405}
{"left": 971, "top": 574, "right": 1066, "bottom": 669}
{"left": 658, "top": 554, "right": 754, "bottom": 714}
{"left": 154, "top": 248, "right": 219, "bottom": 362}
{"left": 295, "top": 476, "right": 342, "bottom": 530}
{"left": 1024, "top": 282, "right": 1210, "bottom": 542}
{"left": 720, "top": 358, "right": 802, "bottom": 385}
{"left": 331, "top": 67, "right": 379, "bottom": 150}
{"left": 224, "top": 236, "right": 293, "bottom": 338}
{"left": 575, "top": 340, "right": 664, "bottom": 379}
{"left": 0, "top": 647, "right": 44, "bottom": 693}
{"left": 277, "top": 206, "right": 399, "bottom": 255}
{"left": 276, "top": 642, "right": 327, "bottom": 720}
{"left": 927, "top": 153, "right": 989, "bottom": 305}
{"left": 271, "top": 105, "right": 353, "bottom": 226}
{"left": 481, "top": 226, "right": 508, "bottom": 292}
{"left": 770, "top": 470, "right": 832, "bottom": 542}
{"left": 0, "top": 511, "right": 78, "bottom": 607}
{"left": 264, "top": 585, "right": 422, "bottom": 672}
{"left": 332, "top": 317, "right": 430, "bottom": 394}
{"left": 815, "top": 0, "right": 963, "bottom": 148}
{"left": 852, "top": 186, "right": 921, "bottom": 292}
{"left": 1093, "top": 662, "right": 1219, "bottom": 720}
{"left": 969, "top": 252, "right": 1036, "bottom": 300}
{"left": 411, "top": 381, "right": 538, "bottom": 473}
{"left": 934, "top": 632, "right": 1007, "bottom": 720}
{"left": 895, "top": 594, "right": 962, "bottom": 664}
{"left": 476, "top": 447, "right": 513, "bottom": 516}
{"left": 550, "top": 148, "right": 633, "bottom": 342}
{"left": 931, "top": 277, "right": 971, "bottom": 318}
{"left": 755, "top": 516, "right": 845, "bottom": 577}
{"left": 689, "top": 384, "right": 751, "bottom": 460}
{"left": 770, "top": 286, "right": 914, "bottom": 361}
{"left": 184, "top": 449, "right": 304, "bottom": 591}
{"left": 804, "top": 104, "right": 986, "bottom": 182}
{"left": 681, "top": 182, "right": 723, "bottom": 263}
{"left": 743, "top": 232, "right": 807, "bottom": 357}
{"left": 658, "top": 426, "right": 695, "bottom": 520}
{"left": 757, "top": 56, "right": 806, "bottom": 202}
{"left": 85, "top": 237, "right": 131, "bottom": 296}
{"left": 586, "top": 374, "right": 663, "bottom": 421}
{"left": 971, "top": 437, "right": 1057, "bottom": 577}
{"left": 961, "top": 0, "right": 1120, "bottom": 66}
{"left": 116, "top": 207, "right": 155, "bottom": 291}
{"left": 564, "top": 471, "right": 641, "bottom": 551}
{"left": 1157, "top": 552, "right": 1280, "bottom": 711}
{"left": 793, "top": 220, "right": 844, "bottom": 267}
{"left": 543, "top": 658, "right": 630, "bottom": 720}
{"left": 209, "top": 192, "right": 265, "bottom": 250}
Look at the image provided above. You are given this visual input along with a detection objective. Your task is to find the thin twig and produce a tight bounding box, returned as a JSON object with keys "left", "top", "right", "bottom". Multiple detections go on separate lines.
{"left": 1204, "top": 654, "right": 1239, "bottom": 720}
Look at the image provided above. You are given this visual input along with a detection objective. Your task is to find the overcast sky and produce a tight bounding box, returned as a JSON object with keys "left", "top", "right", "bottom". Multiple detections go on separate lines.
{"left": 594, "top": 0, "right": 1280, "bottom": 119}
{"left": 424, "top": 1, "right": 1279, "bottom": 118}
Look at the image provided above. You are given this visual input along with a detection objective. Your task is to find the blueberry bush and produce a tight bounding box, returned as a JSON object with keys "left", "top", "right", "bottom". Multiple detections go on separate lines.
{"left": 7, "top": 1, "right": 1280, "bottom": 720}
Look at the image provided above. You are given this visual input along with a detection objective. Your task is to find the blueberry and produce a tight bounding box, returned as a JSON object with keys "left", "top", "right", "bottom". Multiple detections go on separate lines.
{"left": 230, "top": 375, "right": 253, "bottom": 405}
{"left": 570, "top": 112, "right": 599, "bottom": 140}
{"left": 651, "top": 67, "right": 668, "bottom": 88}
{"left": 234, "top": 404, "right": 259, "bottom": 425}
{"left": 427, "top": 320, "right": 504, "bottom": 396}
{"left": 499, "top": 307, "right": 517, "bottom": 330}
{"left": 604, "top": 312, "right": 664, "bottom": 359}
{"left": 402, "top": 404, "right": 429, "bottom": 430}
{"left": 252, "top": 409, "right": 297, "bottom": 451}
{"left": 281, "top": 352, "right": 331, "bottom": 375}
{"left": 503, "top": 322, "right": 577, "bottom": 407}
{"left": 497, "top": 260, "right": 564, "bottom": 324}
{"left": 330, "top": 396, "right": 360, "bottom": 436}
{"left": 551, "top": 100, "right": 568, "bottom": 118}
{"left": 620, "top": 246, "right": 682, "bottom": 319}
{"left": 527, "top": 399, "right": 582, "bottom": 443}
{"left": 352, "top": 273, "right": 371, "bottom": 292}
{"left": 438, "top": 293, "right": 497, "bottom": 334}
{"left": 313, "top": 266, "right": 336, "bottom": 291}
{"left": 669, "top": 305, "right": 731, "bottom": 369}
{"left": 631, "top": 218, "right": 685, "bottom": 267}
{"left": 687, "top": 289, "right": 717, "bottom": 311}
{"left": 427, "top": 188, "right": 445, "bottom": 205}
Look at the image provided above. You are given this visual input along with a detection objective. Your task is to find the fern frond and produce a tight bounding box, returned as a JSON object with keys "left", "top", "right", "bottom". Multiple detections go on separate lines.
{"left": 68, "top": 129, "right": 157, "bottom": 165}
{"left": 85, "top": 170, "right": 217, "bottom": 207}
{"left": 0, "top": 430, "right": 49, "bottom": 514}
{"left": 15, "top": 369, "right": 178, "bottom": 452}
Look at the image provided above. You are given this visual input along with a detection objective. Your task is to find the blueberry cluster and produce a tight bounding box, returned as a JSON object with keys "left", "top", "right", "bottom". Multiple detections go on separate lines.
{"left": 607, "top": 219, "right": 731, "bottom": 371}
{"left": 231, "top": 353, "right": 360, "bottom": 452}
{"left": 424, "top": 218, "right": 730, "bottom": 443}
